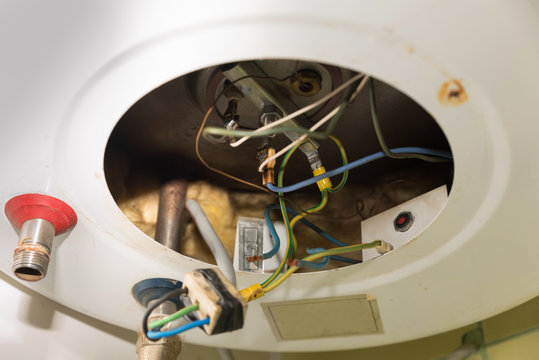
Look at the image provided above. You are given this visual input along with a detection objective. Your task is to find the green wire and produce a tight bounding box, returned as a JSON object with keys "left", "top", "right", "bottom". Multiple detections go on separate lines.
{"left": 202, "top": 79, "right": 362, "bottom": 141}
{"left": 261, "top": 141, "right": 330, "bottom": 288}
{"left": 148, "top": 304, "right": 199, "bottom": 330}
{"left": 369, "top": 78, "right": 448, "bottom": 163}
{"left": 263, "top": 240, "right": 382, "bottom": 293}
{"left": 203, "top": 126, "right": 332, "bottom": 140}
{"left": 261, "top": 141, "right": 304, "bottom": 288}
{"left": 327, "top": 135, "right": 348, "bottom": 193}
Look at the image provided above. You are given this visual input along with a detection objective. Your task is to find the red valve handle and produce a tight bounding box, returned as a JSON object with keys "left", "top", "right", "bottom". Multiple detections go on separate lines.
{"left": 4, "top": 194, "right": 77, "bottom": 235}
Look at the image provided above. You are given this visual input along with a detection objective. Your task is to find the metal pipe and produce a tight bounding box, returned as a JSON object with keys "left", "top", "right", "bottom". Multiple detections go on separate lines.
{"left": 137, "top": 181, "right": 187, "bottom": 360}
{"left": 12, "top": 219, "right": 56, "bottom": 281}
{"left": 154, "top": 179, "right": 187, "bottom": 252}
{"left": 136, "top": 300, "right": 182, "bottom": 360}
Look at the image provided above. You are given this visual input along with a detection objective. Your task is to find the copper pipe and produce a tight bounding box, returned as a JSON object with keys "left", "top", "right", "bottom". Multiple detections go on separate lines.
{"left": 154, "top": 179, "right": 187, "bottom": 252}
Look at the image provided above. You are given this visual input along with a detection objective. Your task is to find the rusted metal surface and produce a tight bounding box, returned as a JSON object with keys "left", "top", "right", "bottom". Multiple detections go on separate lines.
{"left": 438, "top": 79, "right": 468, "bottom": 105}
{"left": 154, "top": 179, "right": 187, "bottom": 252}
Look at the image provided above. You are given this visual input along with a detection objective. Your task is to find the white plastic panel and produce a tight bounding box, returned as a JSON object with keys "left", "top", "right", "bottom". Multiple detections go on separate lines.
{"left": 362, "top": 185, "right": 448, "bottom": 261}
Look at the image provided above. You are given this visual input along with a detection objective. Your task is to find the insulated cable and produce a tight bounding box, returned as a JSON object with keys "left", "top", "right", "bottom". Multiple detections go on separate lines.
{"left": 369, "top": 78, "right": 450, "bottom": 163}
{"left": 263, "top": 204, "right": 359, "bottom": 264}
{"left": 266, "top": 147, "right": 453, "bottom": 193}
{"left": 288, "top": 190, "right": 328, "bottom": 252}
{"left": 257, "top": 105, "right": 342, "bottom": 172}
{"left": 142, "top": 287, "right": 188, "bottom": 340}
{"left": 148, "top": 304, "right": 199, "bottom": 330}
{"left": 327, "top": 135, "right": 349, "bottom": 193}
{"left": 263, "top": 240, "right": 382, "bottom": 293}
{"left": 147, "top": 317, "right": 210, "bottom": 340}
{"left": 296, "top": 256, "right": 330, "bottom": 269}
{"left": 257, "top": 75, "right": 370, "bottom": 172}
{"left": 261, "top": 141, "right": 329, "bottom": 288}
{"left": 230, "top": 73, "right": 365, "bottom": 147}
{"left": 195, "top": 106, "right": 271, "bottom": 193}
{"left": 203, "top": 75, "right": 369, "bottom": 141}
{"left": 186, "top": 199, "right": 236, "bottom": 286}
{"left": 265, "top": 204, "right": 350, "bottom": 247}
{"left": 262, "top": 205, "right": 281, "bottom": 260}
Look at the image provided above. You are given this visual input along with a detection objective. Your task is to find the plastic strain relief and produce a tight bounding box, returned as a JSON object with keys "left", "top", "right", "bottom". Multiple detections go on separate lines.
{"left": 240, "top": 283, "right": 264, "bottom": 303}
{"left": 375, "top": 240, "right": 393, "bottom": 254}
{"left": 312, "top": 167, "right": 332, "bottom": 191}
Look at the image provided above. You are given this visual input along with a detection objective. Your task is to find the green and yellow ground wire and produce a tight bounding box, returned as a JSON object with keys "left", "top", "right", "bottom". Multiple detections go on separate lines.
{"left": 263, "top": 240, "right": 382, "bottom": 293}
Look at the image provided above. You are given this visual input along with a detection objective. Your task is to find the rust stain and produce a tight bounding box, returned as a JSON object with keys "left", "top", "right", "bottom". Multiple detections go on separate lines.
{"left": 438, "top": 79, "right": 468, "bottom": 106}
{"left": 407, "top": 45, "right": 415, "bottom": 54}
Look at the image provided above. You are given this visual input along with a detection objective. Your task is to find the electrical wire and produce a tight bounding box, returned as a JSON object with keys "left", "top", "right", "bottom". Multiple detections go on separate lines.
{"left": 262, "top": 205, "right": 281, "bottom": 260}
{"left": 260, "top": 151, "right": 298, "bottom": 287}
{"left": 306, "top": 247, "right": 360, "bottom": 264}
{"left": 203, "top": 125, "right": 336, "bottom": 140}
{"left": 257, "top": 105, "right": 342, "bottom": 172}
{"left": 266, "top": 147, "right": 453, "bottom": 193}
{"left": 369, "top": 78, "right": 449, "bottom": 163}
{"left": 265, "top": 204, "right": 349, "bottom": 247}
{"left": 297, "top": 256, "right": 330, "bottom": 269}
{"left": 195, "top": 106, "right": 326, "bottom": 217}
{"left": 257, "top": 75, "right": 370, "bottom": 172}
{"left": 195, "top": 106, "right": 271, "bottom": 193}
{"left": 146, "top": 317, "right": 210, "bottom": 340}
{"left": 230, "top": 73, "right": 365, "bottom": 147}
{"left": 288, "top": 190, "right": 328, "bottom": 252}
{"left": 148, "top": 304, "right": 199, "bottom": 330}
{"left": 142, "top": 287, "right": 188, "bottom": 341}
{"left": 263, "top": 240, "right": 382, "bottom": 293}
{"left": 186, "top": 199, "right": 236, "bottom": 286}
{"left": 327, "top": 135, "right": 348, "bottom": 193}
{"left": 208, "top": 75, "right": 370, "bottom": 143}
{"left": 261, "top": 141, "right": 329, "bottom": 288}
{"left": 263, "top": 204, "right": 359, "bottom": 264}
{"left": 328, "top": 255, "right": 360, "bottom": 264}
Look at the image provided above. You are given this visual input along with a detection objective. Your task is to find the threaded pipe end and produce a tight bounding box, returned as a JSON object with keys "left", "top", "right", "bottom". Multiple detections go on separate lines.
{"left": 12, "top": 247, "right": 49, "bottom": 281}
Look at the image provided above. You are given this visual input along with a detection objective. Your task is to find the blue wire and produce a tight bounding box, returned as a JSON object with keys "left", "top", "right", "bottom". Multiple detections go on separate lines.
{"left": 330, "top": 255, "right": 360, "bottom": 264}
{"left": 263, "top": 205, "right": 281, "bottom": 260}
{"left": 263, "top": 205, "right": 358, "bottom": 263}
{"left": 302, "top": 248, "right": 330, "bottom": 269}
{"left": 266, "top": 204, "right": 349, "bottom": 247}
{"left": 298, "top": 256, "right": 330, "bottom": 269}
{"left": 306, "top": 247, "right": 361, "bottom": 264}
{"left": 146, "top": 318, "right": 210, "bottom": 340}
{"left": 266, "top": 147, "right": 453, "bottom": 193}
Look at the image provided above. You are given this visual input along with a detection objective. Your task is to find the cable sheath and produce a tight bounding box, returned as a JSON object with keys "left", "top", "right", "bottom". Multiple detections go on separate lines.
{"left": 186, "top": 199, "right": 236, "bottom": 286}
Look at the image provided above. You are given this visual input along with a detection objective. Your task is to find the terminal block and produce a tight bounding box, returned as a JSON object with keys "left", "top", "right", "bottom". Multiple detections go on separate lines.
{"left": 182, "top": 268, "right": 247, "bottom": 335}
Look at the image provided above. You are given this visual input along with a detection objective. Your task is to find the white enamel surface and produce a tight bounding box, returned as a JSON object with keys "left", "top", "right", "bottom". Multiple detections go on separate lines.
{"left": 361, "top": 185, "right": 448, "bottom": 261}
{"left": 1, "top": 0, "right": 538, "bottom": 351}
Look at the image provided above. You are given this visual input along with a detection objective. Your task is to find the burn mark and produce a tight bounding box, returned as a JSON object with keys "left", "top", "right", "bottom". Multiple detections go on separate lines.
{"left": 438, "top": 79, "right": 468, "bottom": 106}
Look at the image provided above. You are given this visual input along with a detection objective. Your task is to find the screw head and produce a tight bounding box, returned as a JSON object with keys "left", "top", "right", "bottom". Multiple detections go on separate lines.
{"left": 394, "top": 211, "right": 414, "bottom": 232}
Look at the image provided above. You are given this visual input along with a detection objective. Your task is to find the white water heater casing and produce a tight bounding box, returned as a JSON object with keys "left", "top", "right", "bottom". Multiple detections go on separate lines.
{"left": 1, "top": 0, "right": 538, "bottom": 352}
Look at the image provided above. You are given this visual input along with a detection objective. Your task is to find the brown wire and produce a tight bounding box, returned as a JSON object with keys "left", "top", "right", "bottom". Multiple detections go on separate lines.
{"left": 195, "top": 106, "right": 272, "bottom": 193}
{"left": 195, "top": 106, "right": 332, "bottom": 216}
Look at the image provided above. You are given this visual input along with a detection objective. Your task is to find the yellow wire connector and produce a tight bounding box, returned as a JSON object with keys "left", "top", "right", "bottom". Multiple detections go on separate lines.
{"left": 240, "top": 283, "right": 264, "bottom": 303}
{"left": 312, "top": 167, "right": 333, "bottom": 191}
